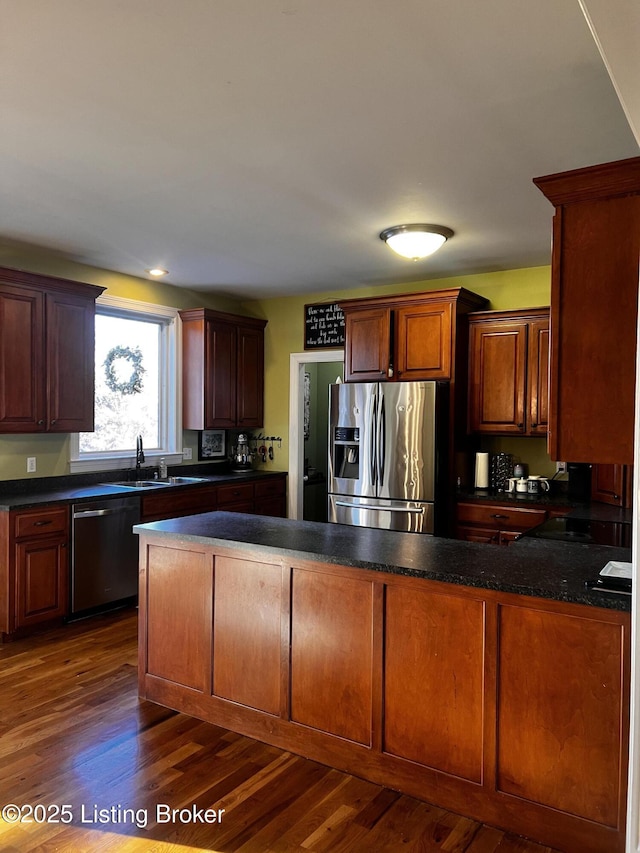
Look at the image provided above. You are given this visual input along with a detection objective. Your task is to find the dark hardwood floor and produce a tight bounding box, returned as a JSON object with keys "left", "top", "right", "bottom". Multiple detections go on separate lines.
{"left": 0, "top": 609, "right": 559, "bottom": 852}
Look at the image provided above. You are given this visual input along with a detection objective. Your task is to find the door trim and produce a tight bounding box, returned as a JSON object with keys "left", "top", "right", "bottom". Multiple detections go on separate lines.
{"left": 288, "top": 350, "right": 343, "bottom": 520}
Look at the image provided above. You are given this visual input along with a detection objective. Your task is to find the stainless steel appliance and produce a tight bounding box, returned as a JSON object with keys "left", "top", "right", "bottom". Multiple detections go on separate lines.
{"left": 328, "top": 381, "right": 447, "bottom": 534}
{"left": 71, "top": 495, "right": 141, "bottom": 615}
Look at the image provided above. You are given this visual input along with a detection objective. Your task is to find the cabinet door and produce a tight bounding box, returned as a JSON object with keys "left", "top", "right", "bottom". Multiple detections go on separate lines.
{"left": 290, "top": 569, "right": 375, "bottom": 745}
{"left": 343, "top": 307, "right": 390, "bottom": 382}
{"left": 456, "top": 524, "right": 500, "bottom": 545}
{"left": 15, "top": 535, "right": 68, "bottom": 627}
{"left": 384, "top": 585, "right": 485, "bottom": 782}
{"left": 591, "top": 463, "right": 630, "bottom": 508}
{"left": 527, "top": 318, "right": 549, "bottom": 435}
{"left": 205, "top": 320, "right": 237, "bottom": 428}
{"left": 395, "top": 302, "right": 452, "bottom": 380}
{"left": 46, "top": 292, "right": 97, "bottom": 432}
{"left": 0, "top": 284, "right": 45, "bottom": 432}
{"left": 469, "top": 321, "right": 527, "bottom": 434}
{"left": 497, "top": 604, "right": 626, "bottom": 827}
{"left": 548, "top": 195, "right": 640, "bottom": 464}
{"left": 213, "top": 556, "right": 284, "bottom": 715}
{"left": 236, "top": 323, "right": 264, "bottom": 427}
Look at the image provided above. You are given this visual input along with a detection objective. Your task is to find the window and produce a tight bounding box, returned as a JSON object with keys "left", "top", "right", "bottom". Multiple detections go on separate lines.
{"left": 70, "top": 295, "right": 181, "bottom": 472}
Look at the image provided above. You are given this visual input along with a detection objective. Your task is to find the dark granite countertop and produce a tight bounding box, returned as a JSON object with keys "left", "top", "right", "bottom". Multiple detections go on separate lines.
{"left": 0, "top": 468, "right": 287, "bottom": 511}
{"left": 134, "top": 512, "right": 631, "bottom": 612}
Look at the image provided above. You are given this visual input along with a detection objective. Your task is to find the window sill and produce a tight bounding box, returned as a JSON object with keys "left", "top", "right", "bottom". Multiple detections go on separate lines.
{"left": 69, "top": 452, "right": 185, "bottom": 474}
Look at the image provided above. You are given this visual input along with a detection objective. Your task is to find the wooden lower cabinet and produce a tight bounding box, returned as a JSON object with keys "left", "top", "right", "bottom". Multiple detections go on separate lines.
{"left": 1, "top": 505, "right": 70, "bottom": 637}
{"left": 291, "top": 569, "right": 375, "bottom": 745}
{"left": 138, "top": 539, "right": 629, "bottom": 853}
{"left": 384, "top": 585, "right": 484, "bottom": 782}
{"left": 456, "top": 501, "right": 549, "bottom": 544}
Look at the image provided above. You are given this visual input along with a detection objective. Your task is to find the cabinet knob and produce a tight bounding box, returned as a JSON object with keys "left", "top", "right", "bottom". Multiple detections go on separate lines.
{"left": 531, "top": 422, "right": 537, "bottom": 428}
{"left": 33, "top": 519, "right": 52, "bottom": 527}
{"left": 490, "top": 513, "right": 508, "bottom": 520}
{"left": 38, "top": 419, "right": 44, "bottom": 426}
{"left": 517, "top": 423, "right": 524, "bottom": 428}
{"left": 614, "top": 494, "right": 620, "bottom": 500}
{"left": 51, "top": 419, "right": 57, "bottom": 425}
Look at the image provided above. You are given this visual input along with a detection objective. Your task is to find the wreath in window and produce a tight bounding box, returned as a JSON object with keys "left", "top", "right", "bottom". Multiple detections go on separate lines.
{"left": 104, "top": 346, "right": 145, "bottom": 395}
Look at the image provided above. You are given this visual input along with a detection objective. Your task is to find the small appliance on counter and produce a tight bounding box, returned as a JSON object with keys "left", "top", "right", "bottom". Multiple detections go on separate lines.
{"left": 567, "top": 462, "right": 592, "bottom": 501}
{"left": 231, "top": 433, "right": 253, "bottom": 472}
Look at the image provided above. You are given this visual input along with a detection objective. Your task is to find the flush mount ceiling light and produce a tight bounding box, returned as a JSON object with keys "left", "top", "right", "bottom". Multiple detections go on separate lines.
{"left": 146, "top": 267, "right": 169, "bottom": 277}
{"left": 379, "top": 224, "right": 454, "bottom": 260}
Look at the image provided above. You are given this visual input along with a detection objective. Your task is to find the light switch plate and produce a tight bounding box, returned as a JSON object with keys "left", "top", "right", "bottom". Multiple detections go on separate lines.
{"left": 182, "top": 447, "right": 193, "bottom": 460}
{"left": 26, "top": 456, "right": 36, "bottom": 473}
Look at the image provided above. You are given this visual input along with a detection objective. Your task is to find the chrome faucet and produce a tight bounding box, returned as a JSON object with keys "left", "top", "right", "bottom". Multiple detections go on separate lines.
{"left": 136, "top": 435, "right": 145, "bottom": 471}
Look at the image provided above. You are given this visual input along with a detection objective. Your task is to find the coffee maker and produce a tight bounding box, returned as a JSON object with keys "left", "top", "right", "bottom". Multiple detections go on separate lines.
{"left": 567, "top": 463, "right": 592, "bottom": 501}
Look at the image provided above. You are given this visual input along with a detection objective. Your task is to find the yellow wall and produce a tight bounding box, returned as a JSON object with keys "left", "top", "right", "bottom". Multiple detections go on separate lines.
{"left": 0, "top": 253, "right": 245, "bottom": 479}
{"left": 241, "top": 265, "right": 552, "bottom": 476}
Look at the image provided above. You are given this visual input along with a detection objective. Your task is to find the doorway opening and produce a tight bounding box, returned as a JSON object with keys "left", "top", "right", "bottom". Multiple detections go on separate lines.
{"left": 288, "top": 350, "right": 343, "bottom": 520}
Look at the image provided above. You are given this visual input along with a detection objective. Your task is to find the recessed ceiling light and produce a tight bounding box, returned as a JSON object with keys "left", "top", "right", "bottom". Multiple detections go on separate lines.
{"left": 146, "top": 267, "right": 169, "bottom": 277}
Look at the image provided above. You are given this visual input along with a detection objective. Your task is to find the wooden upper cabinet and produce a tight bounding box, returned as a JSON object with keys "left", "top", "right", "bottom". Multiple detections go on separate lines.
{"left": 343, "top": 307, "right": 391, "bottom": 381}
{"left": 340, "top": 288, "right": 487, "bottom": 383}
{"left": 180, "top": 308, "right": 267, "bottom": 430}
{"left": 468, "top": 308, "right": 549, "bottom": 436}
{"left": 0, "top": 268, "right": 104, "bottom": 434}
{"left": 534, "top": 157, "right": 640, "bottom": 465}
{"left": 395, "top": 302, "right": 453, "bottom": 380}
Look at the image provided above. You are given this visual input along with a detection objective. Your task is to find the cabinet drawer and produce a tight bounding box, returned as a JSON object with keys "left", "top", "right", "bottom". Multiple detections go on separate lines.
{"left": 217, "top": 482, "right": 255, "bottom": 506}
{"left": 141, "top": 485, "right": 217, "bottom": 521}
{"left": 254, "top": 477, "right": 286, "bottom": 499}
{"left": 14, "top": 506, "right": 68, "bottom": 539}
{"left": 456, "top": 502, "right": 546, "bottom": 531}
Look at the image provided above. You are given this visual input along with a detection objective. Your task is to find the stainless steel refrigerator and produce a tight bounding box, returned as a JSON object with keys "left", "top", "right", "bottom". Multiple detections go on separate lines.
{"left": 328, "top": 381, "right": 447, "bottom": 534}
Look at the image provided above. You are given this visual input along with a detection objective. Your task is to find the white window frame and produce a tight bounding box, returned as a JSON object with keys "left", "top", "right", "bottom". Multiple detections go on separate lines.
{"left": 69, "top": 294, "right": 183, "bottom": 473}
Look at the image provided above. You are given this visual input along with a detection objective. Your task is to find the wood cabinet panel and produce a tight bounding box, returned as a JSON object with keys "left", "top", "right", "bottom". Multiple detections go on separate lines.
{"left": 0, "top": 269, "right": 103, "bottom": 434}
{"left": 468, "top": 309, "right": 549, "bottom": 436}
{"left": 213, "top": 556, "right": 283, "bottom": 714}
{"left": 456, "top": 502, "right": 552, "bottom": 546}
{"left": 141, "top": 485, "right": 218, "bottom": 522}
{"left": 497, "top": 604, "right": 625, "bottom": 826}
{"left": 217, "top": 482, "right": 254, "bottom": 505}
{"left": 205, "top": 320, "right": 237, "bottom": 428}
{"left": 290, "top": 569, "right": 374, "bottom": 745}
{"left": 180, "top": 308, "right": 266, "bottom": 430}
{"left": 528, "top": 319, "right": 549, "bottom": 435}
{"left": 46, "top": 293, "right": 96, "bottom": 432}
{"left": 145, "top": 544, "right": 212, "bottom": 692}
{"left": 343, "top": 307, "right": 390, "bottom": 382}
{"left": 0, "top": 284, "right": 44, "bottom": 432}
{"left": 14, "top": 506, "right": 68, "bottom": 539}
{"left": 591, "top": 464, "right": 632, "bottom": 508}
{"left": 384, "top": 585, "right": 484, "bottom": 782}
{"left": 534, "top": 158, "right": 640, "bottom": 464}
{"left": 236, "top": 324, "right": 264, "bottom": 427}
{"left": 15, "top": 535, "right": 68, "bottom": 627}
{"left": 396, "top": 302, "right": 452, "bottom": 380}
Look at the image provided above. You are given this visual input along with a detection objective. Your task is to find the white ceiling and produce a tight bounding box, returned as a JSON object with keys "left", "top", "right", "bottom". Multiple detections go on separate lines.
{"left": 1, "top": 1, "right": 638, "bottom": 300}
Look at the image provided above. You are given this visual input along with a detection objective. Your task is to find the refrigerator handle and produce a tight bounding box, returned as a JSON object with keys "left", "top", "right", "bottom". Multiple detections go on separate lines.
{"left": 369, "top": 388, "right": 377, "bottom": 485}
{"left": 377, "top": 392, "right": 386, "bottom": 487}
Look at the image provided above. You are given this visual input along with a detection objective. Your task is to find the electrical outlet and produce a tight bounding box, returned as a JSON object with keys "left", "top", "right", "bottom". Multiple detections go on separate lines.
{"left": 182, "top": 447, "right": 193, "bottom": 460}
{"left": 556, "top": 461, "right": 567, "bottom": 474}
{"left": 26, "top": 456, "right": 36, "bottom": 473}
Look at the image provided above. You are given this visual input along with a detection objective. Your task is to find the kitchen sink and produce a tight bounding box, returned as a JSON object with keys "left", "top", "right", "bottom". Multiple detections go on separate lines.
{"left": 106, "top": 480, "right": 171, "bottom": 489}
{"left": 162, "top": 476, "right": 210, "bottom": 485}
{"left": 104, "top": 476, "right": 210, "bottom": 489}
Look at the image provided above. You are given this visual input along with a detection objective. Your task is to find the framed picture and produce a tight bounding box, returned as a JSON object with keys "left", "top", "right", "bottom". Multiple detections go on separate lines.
{"left": 198, "top": 429, "right": 226, "bottom": 459}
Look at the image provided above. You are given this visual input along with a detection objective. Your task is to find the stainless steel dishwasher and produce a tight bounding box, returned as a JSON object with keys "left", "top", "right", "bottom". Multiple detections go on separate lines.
{"left": 71, "top": 495, "right": 141, "bottom": 616}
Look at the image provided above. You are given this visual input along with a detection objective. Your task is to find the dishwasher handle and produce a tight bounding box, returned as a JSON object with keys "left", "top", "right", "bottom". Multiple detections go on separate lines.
{"left": 73, "top": 507, "right": 127, "bottom": 519}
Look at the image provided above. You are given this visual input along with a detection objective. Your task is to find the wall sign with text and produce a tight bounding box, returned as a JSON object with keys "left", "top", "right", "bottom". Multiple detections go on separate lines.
{"left": 304, "top": 302, "right": 345, "bottom": 349}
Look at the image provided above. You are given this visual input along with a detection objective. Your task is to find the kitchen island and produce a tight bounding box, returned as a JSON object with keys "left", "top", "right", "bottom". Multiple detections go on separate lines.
{"left": 135, "top": 513, "right": 630, "bottom": 853}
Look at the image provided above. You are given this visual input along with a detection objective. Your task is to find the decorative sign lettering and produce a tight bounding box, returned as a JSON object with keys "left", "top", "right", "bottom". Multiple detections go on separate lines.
{"left": 304, "top": 302, "right": 345, "bottom": 350}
